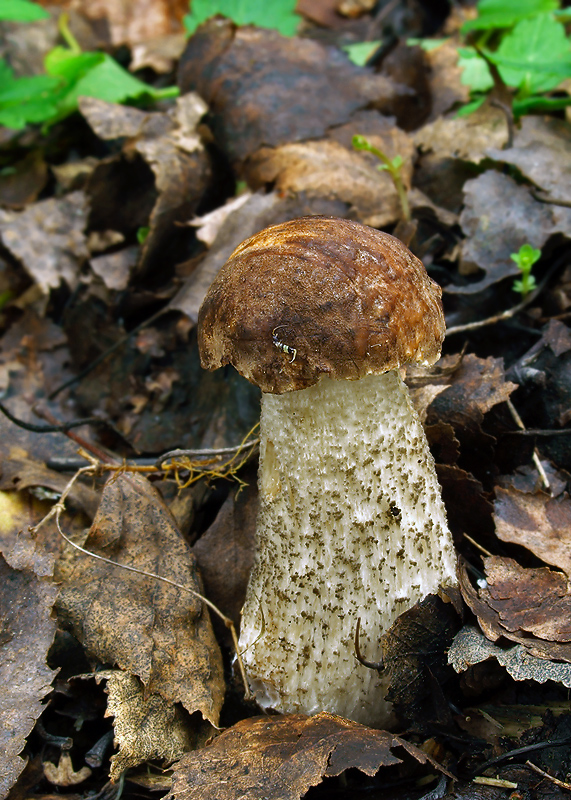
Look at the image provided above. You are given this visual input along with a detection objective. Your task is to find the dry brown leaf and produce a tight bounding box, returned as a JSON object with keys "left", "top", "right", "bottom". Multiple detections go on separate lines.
{"left": 455, "top": 170, "right": 571, "bottom": 294}
{"left": 178, "top": 19, "right": 398, "bottom": 164}
{"left": 169, "top": 712, "right": 439, "bottom": 800}
{"left": 424, "top": 39, "right": 470, "bottom": 120}
{"left": 245, "top": 112, "right": 414, "bottom": 229}
{"left": 0, "top": 192, "right": 89, "bottom": 293}
{"left": 458, "top": 558, "right": 571, "bottom": 662}
{"left": 81, "top": 95, "right": 211, "bottom": 279}
{"left": 43, "top": 752, "right": 91, "bottom": 787}
{"left": 414, "top": 104, "right": 508, "bottom": 164}
{"left": 94, "top": 670, "right": 196, "bottom": 781}
{"left": 193, "top": 472, "right": 257, "bottom": 644}
{"left": 0, "top": 554, "right": 58, "bottom": 797}
{"left": 56, "top": 473, "right": 225, "bottom": 726}
{"left": 487, "top": 116, "right": 571, "bottom": 204}
{"left": 494, "top": 486, "right": 571, "bottom": 577}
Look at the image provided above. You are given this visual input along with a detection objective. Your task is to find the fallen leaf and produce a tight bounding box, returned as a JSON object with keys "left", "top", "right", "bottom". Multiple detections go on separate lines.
{"left": 382, "top": 594, "right": 461, "bottom": 722}
{"left": 43, "top": 752, "right": 91, "bottom": 787}
{"left": 169, "top": 712, "right": 440, "bottom": 800}
{"left": 245, "top": 112, "right": 414, "bottom": 229}
{"left": 449, "top": 626, "right": 571, "bottom": 688}
{"left": 55, "top": 472, "right": 225, "bottom": 726}
{"left": 0, "top": 192, "right": 89, "bottom": 293}
{"left": 494, "top": 486, "right": 571, "bottom": 577}
{"left": 94, "top": 670, "right": 195, "bottom": 781}
{"left": 487, "top": 117, "right": 571, "bottom": 204}
{"left": 458, "top": 558, "right": 571, "bottom": 662}
{"left": 192, "top": 472, "right": 257, "bottom": 642}
{"left": 177, "top": 19, "right": 398, "bottom": 164}
{"left": 0, "top": 554, "right": 58, "bottom": 797}
{"left": 454, "top": 171, "right": 571, "bottom": 295}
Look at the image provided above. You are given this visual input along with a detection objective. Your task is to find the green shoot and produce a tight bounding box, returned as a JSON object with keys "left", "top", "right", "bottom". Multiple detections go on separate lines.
{"left": 511, "top": 243, "right": 541, "bottom": 296}
{"left": 0, "top": 4, "right": 178, "bottom": 131}
{"left": 352, "top": 134, "right": 410, "bottom": 222}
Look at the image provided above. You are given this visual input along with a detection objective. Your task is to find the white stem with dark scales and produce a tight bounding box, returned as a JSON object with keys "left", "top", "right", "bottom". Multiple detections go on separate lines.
{"left": 238, "top": 370, "right": 457, "bottom": 726}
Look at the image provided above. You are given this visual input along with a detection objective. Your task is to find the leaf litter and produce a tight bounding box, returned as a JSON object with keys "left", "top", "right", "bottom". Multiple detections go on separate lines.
{"left": 2, "top": 0, "right": 571, "bottom": 798}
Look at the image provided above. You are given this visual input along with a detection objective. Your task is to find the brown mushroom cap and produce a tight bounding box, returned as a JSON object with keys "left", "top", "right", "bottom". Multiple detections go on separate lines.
{"left": 198, "top": 216, "right": 445, "bottom": 394}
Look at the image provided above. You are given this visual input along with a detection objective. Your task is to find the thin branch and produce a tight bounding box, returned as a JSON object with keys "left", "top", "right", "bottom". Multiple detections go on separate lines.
{"left": 506, "top": 397, "right": 550, "bottom": 492}
{"left": 446, "top": 255, "right": 564, "bottom": 337}
{"left": 0, "top": 400, "right": 103, "bottom": 434}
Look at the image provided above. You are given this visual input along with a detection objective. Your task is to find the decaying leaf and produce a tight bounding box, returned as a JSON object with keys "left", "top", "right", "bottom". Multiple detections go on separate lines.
{"left": 43, "top": 752, "right": 92, "bottom": 787}
{"left": 0, "top": 192, "right": 89, "bottom": 293}
{"left": 192, "top": 472, "right": 257, "bottom": 642}
{"left": 454, "top": 170, "right": 571, "bottom": 294}
{"left": 169, "top": 712, "right": 441, "bottom": 800}
{"left": 56, "top": 472, "right": 225, "bottom": 726}
{"left": 177, "top": 19, "right": 398, "bottom": 164}
{"left": 81, "top": 94, "right": 211, "bottom": 278}
{"left": 494, "top": 485, "right": 571, "bottom": 577}
{"left": 449, "top": 626, "right": 571, "bottom": 688}
{"left": 0, "top": 554, "right": 58, "bottom": 797}
{"left": 382, "top": 594, "right": 461, "bottom": 722}
{"left": 94, "top": 670, "right": 196, "bottom": 781}
{"left": 487, "top": 116, "right": 571, "bottom": 204}
{"left": 458, "top": 558, "right": 571, "bottom": 662}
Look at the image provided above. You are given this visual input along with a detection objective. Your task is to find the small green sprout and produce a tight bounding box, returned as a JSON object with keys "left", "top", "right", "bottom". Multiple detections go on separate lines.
{"left": 352, "top": 134, "right": 410, "bottom": 222}
{"left": 511, "top": 243, "right": 541, "bottom": 296}
{"left": 137, "top": 226, "right": 150, "bottom": 244}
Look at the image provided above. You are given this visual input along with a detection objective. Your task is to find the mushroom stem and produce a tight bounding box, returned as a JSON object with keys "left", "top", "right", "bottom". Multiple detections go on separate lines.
{"left": 238, "top": 370, "right": 456, "bottom": 726}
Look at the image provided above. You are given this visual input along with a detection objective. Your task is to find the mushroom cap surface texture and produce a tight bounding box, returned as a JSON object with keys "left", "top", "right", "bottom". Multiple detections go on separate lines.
{"left": 198, "top": 216, "right": 445, "bottom": 394}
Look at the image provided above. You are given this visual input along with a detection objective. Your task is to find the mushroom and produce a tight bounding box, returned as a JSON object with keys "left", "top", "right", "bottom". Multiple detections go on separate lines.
{"left": 198, "top": 215, "right": 457, "bottom": 726}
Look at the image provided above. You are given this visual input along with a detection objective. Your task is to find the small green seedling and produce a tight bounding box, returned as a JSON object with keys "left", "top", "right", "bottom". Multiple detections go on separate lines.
{"left": 352, "top": 134, "right": 410, "bottom": 222}
{"left": 511, "top": 243, "right": 541, "bottom": 296}
{"left": 0, "top": 4, "right": 178, "bottom": 130}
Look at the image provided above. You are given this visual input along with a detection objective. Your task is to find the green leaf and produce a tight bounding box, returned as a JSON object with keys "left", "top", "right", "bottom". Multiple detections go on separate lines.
{"left": 513, "top": 94, "right": 571, "bottom": 115}
{"left": 183, "top": 0, "right": 300, "bottom": 37}
{"left": 457, "top": 46, "right": 494, "bottom": 91}
{"left": 341, "top": 41, "right": 382, "bottom": 67}
{"left": 47, "top": 52, "right": 178, "bottom": 122}
{"left": 491, "top": 13, "right": 571, "bottom": 94}
{"left": 406, "top": 37, "right": 450, "bottom": 52}
{"left": 455, "top": 95, "right": 487, "bottom": 117}
{"left": 462, "top": 0, "right": 559, "bottom": 33}
{"left": 0, "top": 58, "right": 60, "bottom": 129}
{"left": 0, "top": 0, "right": 49, "bottom": 21}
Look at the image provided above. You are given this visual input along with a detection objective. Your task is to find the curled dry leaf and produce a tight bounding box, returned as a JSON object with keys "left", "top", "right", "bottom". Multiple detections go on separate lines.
{"left": 0, "top": 554, "right": 58, "bottom": 797}
{"left": 449, "top": 626, "right": 571, "bottom": 688}
{"left": 94, "top": 670, "right": 195, "bottom": 781}
{"left": 177, "top": 19, "right": 398, "bottom": 164}
{"left": 43, "top": 752, "right": 92, "bottom": 787}
{"left": 458, "top": 557, "right": 571, "bottom": 662}
{"left": 56, "top": 473, "right": 225, "bottom": 726}
{"left": 169, "top": 712, "right": 442, "bottom": 800}
{"left": 245, "top": 112, "right": 414, "bottom": 229}
{"left": 81, "top": 94, "right": 211, "bottom": 278}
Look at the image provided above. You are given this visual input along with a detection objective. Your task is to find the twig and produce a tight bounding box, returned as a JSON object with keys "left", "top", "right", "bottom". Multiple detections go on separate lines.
{"left": 463, "top": 532, "right": 494, "bottom": 558}
{"left": 0, "top": 400, "right": 103, "bottom": 434}
{"left": 354, "top": 617, "right": 383, "bottom": 671}
{"left": 506, "top": 398, "right": 550, "bottom": 492}
{"left": 526, "top": 760, "right": 571, "bottom": 791}
{"left": 30, "top": 463, "right": 252, "bottom": 700}
{"left": 446, "top": 255, "right": 564, "bottom": 337}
